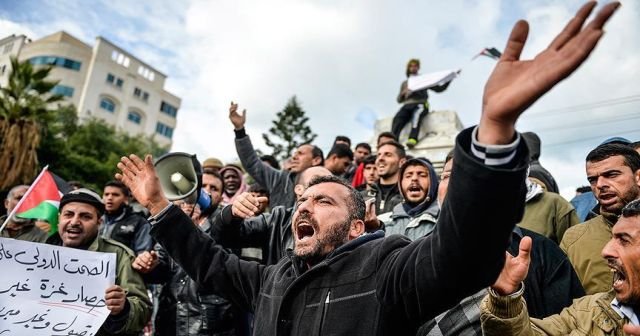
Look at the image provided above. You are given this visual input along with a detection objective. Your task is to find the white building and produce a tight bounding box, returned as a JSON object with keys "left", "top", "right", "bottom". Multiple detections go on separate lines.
{"left": 0, "top": 31, "right": 180, "bottom": 148}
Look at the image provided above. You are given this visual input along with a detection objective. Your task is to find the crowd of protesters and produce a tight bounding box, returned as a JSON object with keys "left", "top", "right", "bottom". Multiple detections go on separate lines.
{"left": 4, "top": 2, "right": 640, "bottom": 335}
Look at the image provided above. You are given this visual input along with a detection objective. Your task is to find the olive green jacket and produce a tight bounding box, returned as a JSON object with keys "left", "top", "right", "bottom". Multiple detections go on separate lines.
{"left": 481, "top": 289, "right": 627, "bottom": 336}
{"left": 86, "top": 236, "right": 152, "bottom": 335}
{"left": 518, "top": 192, "right": 579, "bottom": 244}
{"left": 560, "top": 214, "right": 616, "bottom": 295}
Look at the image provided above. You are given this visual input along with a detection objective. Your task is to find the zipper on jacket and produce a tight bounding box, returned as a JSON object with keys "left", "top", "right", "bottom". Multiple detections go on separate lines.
{"left": 318, "top": 289, "right": 331, "bottom": 335}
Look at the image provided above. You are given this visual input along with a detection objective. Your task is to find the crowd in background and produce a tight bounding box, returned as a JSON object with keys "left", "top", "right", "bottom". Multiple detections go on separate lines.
{"left": 3, "top": 2, "right": 640, "bottom": 335}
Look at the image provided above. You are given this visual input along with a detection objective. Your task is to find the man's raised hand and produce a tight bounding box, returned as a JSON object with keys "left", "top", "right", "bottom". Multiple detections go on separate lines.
{"left": 491, "top": 236, "right": 532, "bottom": 296}
{"left": 229, "top": 101, "right": 246, "bottom": 130}
{"left": 115, "top": 154, "right": 169, "bottom": 216}
{"left": 479, "top": 1, "right": 620, "bottom": 145}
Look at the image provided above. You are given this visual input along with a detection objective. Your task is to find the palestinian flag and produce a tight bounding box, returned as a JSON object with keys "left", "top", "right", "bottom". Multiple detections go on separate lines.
{"left": 471, "top": 47, "right": 502, "bottom": 61}
{"left": 14, "top": 166, "right": 70, "bottom": 234}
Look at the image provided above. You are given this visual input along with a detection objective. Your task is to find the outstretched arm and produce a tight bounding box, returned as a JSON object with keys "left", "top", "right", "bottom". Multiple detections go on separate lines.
{"left": 378, "top": 1, "right": 620, "bottom": 327}
{"left": 116, "top": 154, "right": 266, "bottom": 311}
{"left": 230, "top": 102, "right": 289, "bottom": 196}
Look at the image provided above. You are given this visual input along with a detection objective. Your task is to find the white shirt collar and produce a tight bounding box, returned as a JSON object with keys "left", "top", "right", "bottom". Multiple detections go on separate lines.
{"left": 611, "top": 298, "right": 640, "bottom": 325}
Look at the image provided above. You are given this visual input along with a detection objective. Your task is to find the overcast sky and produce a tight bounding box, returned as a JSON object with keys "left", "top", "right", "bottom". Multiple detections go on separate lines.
{"left": 1, "top": 0, "right": 639, "bottom": 200}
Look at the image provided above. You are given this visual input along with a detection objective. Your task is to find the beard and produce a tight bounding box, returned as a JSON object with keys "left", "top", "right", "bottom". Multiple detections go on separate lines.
{"left": 293, "top": 213, "right": 351, "bottom": 263}
{"left": 601, "top": 186, "right": 640, "bottom": 216}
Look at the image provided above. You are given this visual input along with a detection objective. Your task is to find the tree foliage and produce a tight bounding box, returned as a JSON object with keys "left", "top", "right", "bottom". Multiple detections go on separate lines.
{"left": 0, "top": 57, "right": 63, "bottom": 189}
{"left": 38, "top": 111, "right": 169, "bottom": 192}
{"left": 262, "top": 96, "right": 317, "bottom": 161}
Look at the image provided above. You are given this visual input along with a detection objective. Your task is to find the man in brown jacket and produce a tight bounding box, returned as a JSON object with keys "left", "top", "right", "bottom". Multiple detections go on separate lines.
{"left": 481, "top": 198, "right": 640, "bottom": 335}
{"left": 561, "top": 143, "right": 640, "bottom": 294}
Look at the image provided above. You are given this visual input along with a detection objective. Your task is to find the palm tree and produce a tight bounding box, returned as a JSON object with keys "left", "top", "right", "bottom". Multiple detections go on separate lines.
{"left": 0, "top": 57, "right": 63, "bottom": 189}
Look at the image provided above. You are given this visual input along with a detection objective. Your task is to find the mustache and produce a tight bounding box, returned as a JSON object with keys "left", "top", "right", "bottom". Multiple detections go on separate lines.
{"left": 64, "top": 223, "right": 83, "bottom": 231}
{"left": 607, "top": 258, "right": 624, "bottom": 272}
{"left": 294, "top": 212, "right": 318, "bottom": 229}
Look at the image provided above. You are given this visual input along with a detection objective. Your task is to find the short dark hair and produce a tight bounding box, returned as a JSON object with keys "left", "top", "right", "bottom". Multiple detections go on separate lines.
{"left": 362, "top": 154, "right": 376, "bottom": 166}
{"left": 355, "top": 142, "right": 372, "bottom": 153}
{"left": 203, "top": 169, "right": 225, "bottom": 191}
{"left": 377, "top": 132, "right": 397, "bottom": 144}
{"left": 377, "top": 140, "right": 406, "bottom": 159}
{"left": 586, "top": 143, "right": 640, "bottom": 172}
{"left": 306, "top": 175, "right": 365, "bottom": 222}
{"left": 630, "top": 141, "right": 640, "bottom": 151}
{"left": 622, "top": 199, "right": 640, "bottom": 218}
{"left": 576, "top": 185, "right": 592, "bottom": 194}
{"left": 104, "top": 180, "right": 130, "bottom": 197}
{"left": 311, "top": 145, "right": 324, "bottom": 166}
{"left": 327, "top": 143, "right": 354, "bottom": 161}
{"left": 260, "top": 155, "right": 281, "bottom": 170}
{"left": 334, "top": 135, "right": 351, "bottom": 147}
{"left": 248, "top": 183, "right": 269, "bottom": 196}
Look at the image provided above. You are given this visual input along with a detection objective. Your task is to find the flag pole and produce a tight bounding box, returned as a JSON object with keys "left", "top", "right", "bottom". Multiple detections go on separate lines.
{"left": 0, "top": 165, "right": 50, "bottom": 234}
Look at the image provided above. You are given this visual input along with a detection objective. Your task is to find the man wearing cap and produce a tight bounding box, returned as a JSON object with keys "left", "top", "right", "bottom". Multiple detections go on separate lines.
{"left": 1, "top": 184, "right": 48, "bottom": 242}
{"left": 47, "top": 188, "right": 151, "bottom": 335}
{"left": 561, "top": 143, "right": 640, "bottom": 294}
{"left": 391, "top": 59, "right": 451, "bottom": 149}
{"left": 202, "top": 157, "right": 224, "bottom": 173}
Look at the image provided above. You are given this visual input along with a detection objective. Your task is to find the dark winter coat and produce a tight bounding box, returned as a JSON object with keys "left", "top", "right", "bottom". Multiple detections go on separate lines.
{"left": 146, "top": 221, "right": 243, "bottom": 336}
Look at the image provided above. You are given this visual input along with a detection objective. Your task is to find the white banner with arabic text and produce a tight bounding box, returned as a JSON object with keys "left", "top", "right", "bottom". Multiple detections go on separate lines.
{"left": 0, "top": 237, "right": 116, "bottom": 335}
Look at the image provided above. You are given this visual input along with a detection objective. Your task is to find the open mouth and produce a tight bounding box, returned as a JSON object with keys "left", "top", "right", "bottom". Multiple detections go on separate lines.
{"left": 65, "top": 226, "right": 83, "bottom": 237}
{"left": 611, "top": 265, "right": 627, "bottom": 288}
{"left": 296, "top": 222, "right": 316, "bottom": 242}
{"left": 408, "top": 185, "right": 422, "bottom": 192}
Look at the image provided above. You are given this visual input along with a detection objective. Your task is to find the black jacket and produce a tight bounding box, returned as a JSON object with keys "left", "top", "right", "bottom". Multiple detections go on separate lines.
{"left": 361, "top": 182, "right": 404, "bottom": 215}
{"left": 211, "top": 205, "right": 294, "bottom": 266}
{"left": 101, "top": 205, "right": 153, "bottom": 255}
{"left": 150, "top": 127, "right": 529, "bottom": 335}
{"left": 145, "top": 222, "right": 243, "bottom": 336}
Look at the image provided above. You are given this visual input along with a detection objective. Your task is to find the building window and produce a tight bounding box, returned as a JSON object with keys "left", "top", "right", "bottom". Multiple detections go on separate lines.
{"left": 51, "top": 85, "right": 74, "bottom": 97}
{"left": 156, "top": 122, "right": 174, "bottom": 138}
{"left": 106, "top": 73, "right": 124, "bottom": 88}
{"left": 133, "top": 87, "right": 149, "bottom": 102}
{"left": 160, "top": 101, "right": 178, "bottom": 118}
{"left": 137, "top": 65, "right": 155, "bottom": 81}
{"left": 128, "top": 111, "right": 142, "bottom": 124}
{"left": 29, "top": 56, "right": 81, "bottom": 71}
{"left": 99, "top": 98, "right": 116, "bottom": 113}
{"left": 111, "top": 50, "right": 130, "bottom": 68}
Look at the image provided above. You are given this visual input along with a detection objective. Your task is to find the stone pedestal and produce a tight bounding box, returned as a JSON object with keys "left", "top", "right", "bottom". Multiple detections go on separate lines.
{"left": 372, "top": 110, "right": 464, "bottom": 172}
